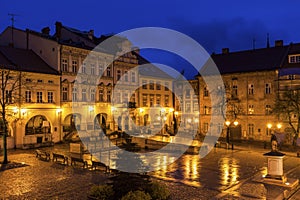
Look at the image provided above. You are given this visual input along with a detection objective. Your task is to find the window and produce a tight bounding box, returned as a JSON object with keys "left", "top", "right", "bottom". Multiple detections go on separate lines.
{"left": 186, "top": 89, "right": 190, "bottom": 99}
{"left": 123, "top": 92, "right": 129, "bottom": 103}
{"left": 47, "top": 92, "right": 53, "bottom": 103}
{"left": 26, "top": 78, "right": 32, "bottom": 83}
{"left": 72, "top": 88, "right": 77, "bottom": 101}
{"left": 265, "top": 105, "right": 272, "bottom": 115}
{"left": 142, "top": 94, "right": 147, "bottom": 106}
{"left": 37, "top": 79, "right": 43, "bottom": 83}
{"left": 248, "top": 84, "right": 254, "bottom": 95}
{"left": 204, "top": 106, "right": 210, "bottom": 115}
{"left": 204, "top": 87, "right": 209, "bottom": 97}
{"left": 72, "top": 60, "right": 78, "bottom": 73}
{"left": 265, "top": 83, "right": 271, "bottom": 94}
{"left": 150, "top": 81, "right": 154, "bottom": 90}
{"left": 106, "top": 67, "right": 111, "bottom": 77}
{"left": 99, "top": 65, "right": 104, "bottom": 76}
{"left": 248, "top": 104, "right": 254, "bottom": 114}
{"left": 107, "top": 90, "right": 111, "bottom": 102}
{"left": 289, "top": 55, "right": 300, "bottom": 63}
{"left": 37, "top": 92, "right": 43, "bottom": 103}
{"left": 5, "top": 90, "right": 12, "bottom": 103}
{"left": 232, "top": 85, "right": 238, "bottom": 97}
{"left": 99, "top": 89, "right": 104, "bottom": 102}
{"left": 165, "top": 82, "right": 169, "bottom": 91}
{"left": 48, "top": 80, "right": 53, "bottom": 84}
{"left": 186, "top": 103, "right": 191, "bottom": 112}
{"left": 248, "top": 124, "right": 254, "bottom": 136}
{"left": 82, "top": 89, "right": 87, "bottom": 101}
{"left": 156, "top": 94, "right": 161, "bottom": 105}
{"left": 91, "top": 64, "right": 95, "bottom": 75}
{"left": 62, "top": 87, "right": 68, "bottom": 101}
{"left": 289, "top": 74, "right": 296, "bottom": 80}
{"left": 91, "top": 89, "right": 95, "bottom": 101}
{"left": 124, "top": 71, "right": 128, "bottom": 82}
{"left": 25, "top": 91, "right": 31, "bottom": 103}
{"left": 150, "top": 95, "right": 154, "bottom": 106}
{"left": 164, "top": 95, "right": 169, "bottom": 107}
{"left": 131, "top": 72, "right": 136, "bottom": 82}
{"left": 117, "top": 70, "right": 121, "bottom": 81}
{"left": 156, "top": 81, "right": 161, "bottom": 90}
{"left": 193, "top": 101, "right": 199, "bottom": 112}
{"left": 62, "top": 58, "right": 68, "bottom": 72}
{"left": 142, "top": 80, "right": 147, "bottom": 89}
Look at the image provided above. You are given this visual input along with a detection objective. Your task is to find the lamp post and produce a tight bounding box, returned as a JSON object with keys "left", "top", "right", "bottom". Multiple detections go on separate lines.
{"left": 225, "top": 120, "right": 238, "bottom": 144}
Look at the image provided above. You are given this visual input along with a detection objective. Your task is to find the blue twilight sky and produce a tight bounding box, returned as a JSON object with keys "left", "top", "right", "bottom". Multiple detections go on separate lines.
{"left": 1, "top": 1, "right": 300, "bottom": 78}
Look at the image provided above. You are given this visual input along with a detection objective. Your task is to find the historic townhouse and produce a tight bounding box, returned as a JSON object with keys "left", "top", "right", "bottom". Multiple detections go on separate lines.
{"left": 0, "top": 46, "right": 60, "bottom": 149}
{"left": 136, "top": 56, "right": 174, "bottom": 135}
{"left": 198, "top": 41, "right": 300, "bottom": 142}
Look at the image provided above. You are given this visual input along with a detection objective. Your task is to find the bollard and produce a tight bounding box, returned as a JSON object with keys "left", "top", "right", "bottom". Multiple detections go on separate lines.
{"left": 231, "top": 143, "right": 234, "bottom": 150}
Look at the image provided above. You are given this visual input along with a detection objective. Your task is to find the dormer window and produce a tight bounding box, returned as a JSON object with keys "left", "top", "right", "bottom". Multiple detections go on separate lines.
{"left": 289, "top": 54, "right": 300, "bottom": 63}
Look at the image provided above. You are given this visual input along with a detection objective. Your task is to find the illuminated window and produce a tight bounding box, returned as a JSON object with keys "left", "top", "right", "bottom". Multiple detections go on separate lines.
{"left": 150, "top": 94, "right": 154, "bottom": 106}
{"left": 142, "top": 94, "right": 147, "bottom": 106}
{"left": 248, "top": 84, "right": 254, "bottom": 95}
{"left": 156, "top": 94, "right": 161, "bottom": 105}
{"left": 289, "top": 55, "right": 300, "bottom": 63}
{"left": 164, "top": 95, "right": 169, "bottom": 107}
{"left": 265, "top": 105, "right": 272, "bottom": 115}
{"left": 248, "top": 104, "right": 254, "bottom": 114}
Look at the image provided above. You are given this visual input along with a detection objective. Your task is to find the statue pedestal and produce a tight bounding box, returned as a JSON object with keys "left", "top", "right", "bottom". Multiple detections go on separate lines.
{"left": 263, "top": 151, "right": 286, "bottom": 183}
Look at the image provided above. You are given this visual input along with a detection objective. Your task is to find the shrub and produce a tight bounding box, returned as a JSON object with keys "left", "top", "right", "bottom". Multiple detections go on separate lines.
{"left": 89, "top": 184, "right": 114, "bottom": 200}
{"left": 148, "top": 181, "right": 170, "bottom": 200}
{"left": 121, "top": 190, "right": 151, "bottom": 200}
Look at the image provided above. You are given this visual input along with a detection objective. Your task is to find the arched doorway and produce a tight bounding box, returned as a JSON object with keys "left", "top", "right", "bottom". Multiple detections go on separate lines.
{"left": 25, "top": 115, "right": 50, "bottom": 135}
{"left": 94, "top": 113, "right": 107, "bottom": 130}
{"left": 63, "top": 113, "right": 81, "bottom": 132}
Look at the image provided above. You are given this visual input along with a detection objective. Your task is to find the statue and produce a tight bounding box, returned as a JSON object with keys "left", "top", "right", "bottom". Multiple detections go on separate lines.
{"left": 271, "top": 134, "right": 278, "bottom": 152}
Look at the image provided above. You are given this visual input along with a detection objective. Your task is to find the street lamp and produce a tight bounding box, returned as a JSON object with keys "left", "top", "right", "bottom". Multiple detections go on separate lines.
{"left": 225, "top": 120, "right": 238, "bottom": 144}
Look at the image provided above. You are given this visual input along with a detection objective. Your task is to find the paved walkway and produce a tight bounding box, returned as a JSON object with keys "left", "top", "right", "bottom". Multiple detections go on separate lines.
{"left": 0, "top": 142, "right": 299, "bottom": 199}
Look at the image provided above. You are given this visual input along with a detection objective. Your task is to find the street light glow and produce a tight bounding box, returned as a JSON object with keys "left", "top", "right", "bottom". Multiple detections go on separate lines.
{"left": 267, "top": 123, "right": 272, "bottom": 129}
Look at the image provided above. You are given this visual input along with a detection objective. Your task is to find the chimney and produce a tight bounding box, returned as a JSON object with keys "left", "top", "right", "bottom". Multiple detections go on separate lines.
{"left": 275, "top": 40, "right": 283, "bottom": 47}
{"left": 88, "top": 30, "right": 94, "bottom": 40}
{"left": 41, "top": 27, "right": 50, "bottom": 35}
{"left": 222, "top": 48, "right": 229, "bottom": 54}
{"left": 55, "top": 21, "right": 62, "bottom": 40}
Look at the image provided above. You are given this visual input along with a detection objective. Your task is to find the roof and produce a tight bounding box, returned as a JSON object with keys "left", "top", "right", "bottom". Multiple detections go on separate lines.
{"left": 0, "top": 46, "right": 59, "bottom": 75}
{"left": 210, "top": 45, "right": 290, "bottom": 75}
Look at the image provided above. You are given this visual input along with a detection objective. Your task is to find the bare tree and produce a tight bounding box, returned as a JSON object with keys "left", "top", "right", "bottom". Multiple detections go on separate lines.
{"left": 273, "top": 89, "right": 300, "bottom": 146}
{"left": 0, "top": 68, "right": 22, "bottom": 164}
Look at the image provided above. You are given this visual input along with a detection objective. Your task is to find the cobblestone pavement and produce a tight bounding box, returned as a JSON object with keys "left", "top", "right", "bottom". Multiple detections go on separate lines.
{"left": 0, "top": 142, "right": 299, "bottom": 200}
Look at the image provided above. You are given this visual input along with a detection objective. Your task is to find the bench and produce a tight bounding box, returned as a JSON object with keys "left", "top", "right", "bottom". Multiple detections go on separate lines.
{"left": 214, "top": 141, "right": 233, "bottom": 149}
{"left": 52, "top": 153, "right": 68, "bottom": 164}
{"left": 91, "top": 161, "right": 109, "bottom": 172}
{"left": 35, "top": 149, "right": 50, "bottom": 161}
{"left": 70, "top": 156, "right": 88, "bottom": 168}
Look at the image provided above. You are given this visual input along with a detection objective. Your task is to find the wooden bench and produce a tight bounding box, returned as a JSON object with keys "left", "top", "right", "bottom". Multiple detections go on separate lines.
{"left": 70, "top": 156, "right": 88, "bottom": 168}
{"left": 35, "top": 149, "right": 50, "bottom": 161}
{"left": 91, "top": 161, "right": 109, "bottom": 172}
{"left": 215, "top": 141, "right": 233, "bottom": 149}
{"left": 52, "top": 153, "right": 68, "bottom": 164}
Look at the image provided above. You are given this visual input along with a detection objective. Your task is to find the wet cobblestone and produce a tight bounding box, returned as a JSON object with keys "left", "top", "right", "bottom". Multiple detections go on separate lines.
{"left": 0, "top": 143, "right": 299, "bottom": 199}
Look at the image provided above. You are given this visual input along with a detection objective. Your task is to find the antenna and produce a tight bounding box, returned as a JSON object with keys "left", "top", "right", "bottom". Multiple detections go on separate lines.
{"left": 8, "top": 13, "right": 19, "bottom": 46}
{"left": 266, "top": 33, "right": 270, "bottom": 48}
